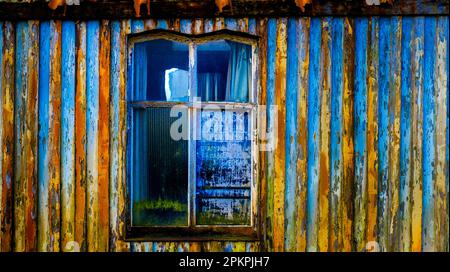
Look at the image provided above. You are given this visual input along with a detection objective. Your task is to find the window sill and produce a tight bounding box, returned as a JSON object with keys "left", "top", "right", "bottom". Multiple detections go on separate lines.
{"left": 125, "top": 226, "right": 259, "bottom": 242}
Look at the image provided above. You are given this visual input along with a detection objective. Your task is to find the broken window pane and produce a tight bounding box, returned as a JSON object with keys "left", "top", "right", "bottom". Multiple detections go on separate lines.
{"left": 195, "top": 109, "right": 252, "bottom": 225}
{"left": 197, "top": 40, "right": 251, "bottom": 102}
{"left": 133, "top": 39, "right": 189, "bottom": 102}
{"left": 132, "top": 107, "right": 189, "bottom": 226}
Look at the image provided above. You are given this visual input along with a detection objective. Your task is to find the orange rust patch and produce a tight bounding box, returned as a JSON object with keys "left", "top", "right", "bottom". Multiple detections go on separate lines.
{"left": 98, "top": 20, "right": 110, "bottom": 251}
{"left": 75, "top": 22, "right": 87, "bottom": 251}
{"left": 48, "top": 0, "right": 65, "bottom": 10}
{"left": 134, "top": 0, "right": 151, "bottom": 17}
{"left": 215, "top": 0, "right": 231, "bottom": 12}
{"left": 295, "top": 0, "right": 312, "bottom": 12}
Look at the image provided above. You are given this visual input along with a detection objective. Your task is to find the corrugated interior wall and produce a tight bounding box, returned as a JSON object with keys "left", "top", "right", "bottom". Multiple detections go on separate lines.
{"left": 0, "top": 17, "right": 448, "bottom": 252}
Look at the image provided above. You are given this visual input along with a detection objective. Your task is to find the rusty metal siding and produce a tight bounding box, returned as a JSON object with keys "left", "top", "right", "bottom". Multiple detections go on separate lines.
{"left": 0, "top": 17, "right": 448, "bottom": 252}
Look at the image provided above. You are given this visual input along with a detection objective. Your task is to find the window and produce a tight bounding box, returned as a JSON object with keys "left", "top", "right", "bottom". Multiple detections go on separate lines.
{"left": 126, "top": 30, "right": 259, "bottom": 240}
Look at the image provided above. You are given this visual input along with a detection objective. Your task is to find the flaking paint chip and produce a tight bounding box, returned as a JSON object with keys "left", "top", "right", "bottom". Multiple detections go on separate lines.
{"left": 295, "top": 0, "right": 312, "bottom": 12}
{"left": 48, "top": 0, "right": 65, "bottom": 10}
{"left": 134, "top": 0, "right": 151, "bottom": 17}
{"left": 215, "top": 0, "right": 231, "bottom": 12}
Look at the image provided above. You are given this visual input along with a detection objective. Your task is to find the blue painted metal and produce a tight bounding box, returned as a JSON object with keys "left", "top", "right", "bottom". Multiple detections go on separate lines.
{"left": 399, "top": 16, "right": 413, "bottom": 250}
{"left": 377, "top": 17, "right": 391, "bottom": 252}
{"left": 156, "top": 19, "right": 169, "bottom": 30}
{"left": 225, "top": 18, "right": 238, "bottom": 31}
{"left": 353, "top": 17, "right": 368, "bottom": 249}
{"left": 388, "top": 17, "right": 401, "bottom": 252}
{"left": 132, "top": 20, "right": 144, "bottom": 33}
{"left": 85, "top": 21, "right": 100, "bottom": 249}
{"left": 126, "top": 19, "right": 135, "bottom": 226}
{"left": 61, "top": 20, "right": 76, "bottom": 235}
{"left": 37, "top": 20, "right": 51, "bottom": 250}
{"left": 13, "top": 21, "right": 28, "bottom": 251}
{"left": 284, "top": 17, "right": 298, "bottom": 251}
{"left": 204, "top": 19, "right": 214, "bottom": 33}
{"left": 13, "top": 22, "right": 27, "bottom": 192}
{"left": 1, "top": 16, "right": 449, "bottom": 252}
{"left": 248, "top": 18, "right": 256, "bottom": 35}
{"left": 86, "top": 20, "right": 100, "bottom": 184}
{"left": 180, "top": 19, "right": 192, "bottom": 34}
{"left": 109, "top": 20, "right": 121, "bottom": 245}
{"left": 422, "top": 16, "right": 437, "bottom": 252}
{"left": 330, "top": 17, "right": 344, "bottom": 252}
{"left": 306, "top": 17, "right": 321, "bottom": 252}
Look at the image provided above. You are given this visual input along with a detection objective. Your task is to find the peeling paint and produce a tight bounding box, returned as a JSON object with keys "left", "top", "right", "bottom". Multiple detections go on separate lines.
{"left": 0, "top": 16, "right": 448, "bottom": 252}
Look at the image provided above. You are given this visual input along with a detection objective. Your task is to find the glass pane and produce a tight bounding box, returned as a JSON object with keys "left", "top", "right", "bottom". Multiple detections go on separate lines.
{"left": 133, "top": 39, "right": 189, "bottom": 101}
{"left": 197, "top": 40, "right": 251, "bottom": 102}
{"left": 132, "top": 107, "right": 189, "bottom": 226}
{"left": 195, "top": 109, "right": 252, "bottom": 225}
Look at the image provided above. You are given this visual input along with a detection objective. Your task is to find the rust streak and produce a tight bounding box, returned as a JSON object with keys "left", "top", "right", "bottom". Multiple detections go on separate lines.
{"left": 49, "top": 20, "right": 62, "bottom": 252}
{"left": 0, "top": 22, "right": 15, "bottom": 252}
{"left": 341, "top": 17, "right": 355, "bottom": 252}
{"left": 273, "top": 18, "right": 287, "bottom": 252}
{"left": 75, "top": 21, "right": 87, "bottom": 251}
{"left": 296, "top": 17, "right": 309, "bottom": 252}
{"left": 98, "top": 20, "right": 110, "bottom": 252}
{"left": 318, "top": 18, "right": 331, "bottom": 252}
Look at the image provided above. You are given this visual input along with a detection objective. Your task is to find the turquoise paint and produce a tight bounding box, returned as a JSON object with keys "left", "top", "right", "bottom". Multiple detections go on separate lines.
{"left": 248, "top": 18, "right": 256, "bottom": 35}
{"left": 354, "top": 17, "right": 368, "bottom": 249}
{"left": 377, "top": 17, "right": 391, "bottom": 252}
{"left": 399, "top": 16, "right": 413, "bottom": 250}
{"left": 284, "top": 18, "right": 298, "bottom": 251}
{"left": 37, "top": 21, "right": 51, "bottom": 250}
{"left": 180, "top": 19, "right": 192, "bottom": 34}
{"left": 306, "top": 17, "right": 321, "bottom": 252}
{"left": 422, "top": 17, "right": 436, "bottom": 252}
{"left": 109, "top": 20, "right": 121, "bottom": 247}
{"left": 127, "top": 19, "right": 135, "bottom": 224}
{"left": 2, "top": 16, "right": 448, "bottom": 252}
{"left": 61, "top": 21, "right": 76, "bottom": 229}
{"left": 86, "top": 21, "right": 100, "bottom": 234}
{"left": 388, "top": 17, "right": 401, "bottom": 251}
{"left": 14, "top": 22, "right": 33, "bottom": 196}
{"left": 224, "top": 243, "right": 233, "bottom": 252}
{"left": 225, "top": 18, "right": 238, "bottom": 31}
{"left": 131, "top": 20, "right": 144, "bottom": 33}
{"left": 156, "top": 19, "right": 169, "bottom": 30}
{"left": 204, "top": 19, "right": 214, "bottom": 33}
{"left": 13, "top": 21, "right": 27, "bottom": 200}
{"left": 330, "top": 17, "right": 344, "bottom": 252}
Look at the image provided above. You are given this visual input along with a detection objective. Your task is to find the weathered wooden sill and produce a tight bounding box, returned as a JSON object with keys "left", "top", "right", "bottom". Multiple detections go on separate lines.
{"left": 126, "top": 226, "right": 259, "bottom": 242}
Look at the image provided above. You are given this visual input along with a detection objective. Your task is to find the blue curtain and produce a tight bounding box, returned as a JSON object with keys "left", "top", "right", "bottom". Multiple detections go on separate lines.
{"left": 225, "top": 42, "right": 251, "bottom": 102}
{"left": 198, "top": 73, "right": 222, "bottom": 101}
{"left": 198, "top": 42, "right": 251, "bottom": 102}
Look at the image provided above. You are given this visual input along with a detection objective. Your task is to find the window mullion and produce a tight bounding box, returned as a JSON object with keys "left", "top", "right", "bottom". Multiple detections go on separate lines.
{"left": 188, "top": 41, "right": 197, "bottom": 227}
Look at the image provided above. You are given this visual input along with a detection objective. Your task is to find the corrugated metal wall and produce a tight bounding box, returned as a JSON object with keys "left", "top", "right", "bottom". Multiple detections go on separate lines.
{"left": 0, "top": 17, "right": 448, "bottom": 252}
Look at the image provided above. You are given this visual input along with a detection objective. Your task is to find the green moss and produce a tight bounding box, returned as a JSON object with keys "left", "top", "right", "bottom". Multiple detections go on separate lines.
{"left": 133, "top": 199, "right": 188, "bottom": 226}
{"left": 134, "top": 199, "right": 187, "bottom": 213}
{"left": 196, "top": 212, "right": 250, "bottom": 225}
{"left": 133, "top": 210, "right": 187, "bottom": 226}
